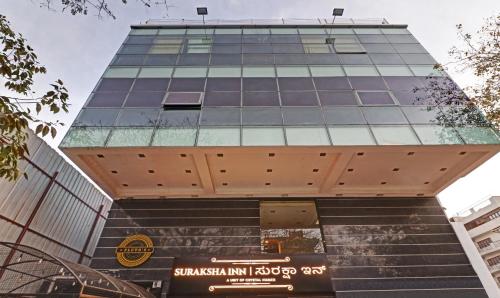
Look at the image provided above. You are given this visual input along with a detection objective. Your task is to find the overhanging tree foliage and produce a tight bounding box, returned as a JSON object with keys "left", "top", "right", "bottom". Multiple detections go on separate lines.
{"left": 0, "top": 14, "right": 69, "bottom": 180}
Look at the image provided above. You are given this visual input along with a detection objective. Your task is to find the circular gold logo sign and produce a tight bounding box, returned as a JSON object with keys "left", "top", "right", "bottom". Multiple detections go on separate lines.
{"left": 116, "top": 234, "right": 154, "bottom": 267}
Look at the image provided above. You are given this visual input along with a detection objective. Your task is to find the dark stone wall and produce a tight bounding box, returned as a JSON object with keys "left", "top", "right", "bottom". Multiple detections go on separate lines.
{"left": 91, "top": 197, "right": 487, "bottom": 298}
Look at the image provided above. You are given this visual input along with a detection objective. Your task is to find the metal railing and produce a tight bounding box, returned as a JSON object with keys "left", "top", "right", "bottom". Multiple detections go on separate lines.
{"left": 144, "top": 18, "right": 389, "bottom": 26}
{"left": 489, "top": 263, "right": 500, "bottom": 272}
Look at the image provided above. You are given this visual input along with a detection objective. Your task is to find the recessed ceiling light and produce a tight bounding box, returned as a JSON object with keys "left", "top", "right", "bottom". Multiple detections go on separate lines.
{"left": 185, "top": 170, "right": 192, "bottom": 173}
{"left": 356, "top": 152, "right": 364, "bottom": 156}
{"left": 459, "top": 151, "right": 467, "bottom": 155}
{"left": 407, "top": 152, "right": 415, "bottom": 156}
{"left": 217, "top": 153, "right": 224, "bottom": 157}
{"left": 111, "top": 170, "right": 118, "bottom": 174}
{"left": 339, "top": 182, "right": 345, "bottom": 185}
{"left": 222, "top": 183, "right": 228, "bottom": 186}
{"left": 313, "top": 169, "right": 319, "bottom": 172}
{"left": 268, "top": 153, "right": 275, "bottom": 157}
{"left": 380, "top": 181, "right": 387, "bottom": 185}
{"left": 220, "top": 169, "right": 226, "bottom": 173}
{"left": 265, "top": 182, "right": 271, "bottom": 186}
{"left": 97, "top": 154, "right": 104, "bottom": 158}
{"left": 424, "top": 181, "right": 430, "bottom": 184}
{"left": 148, "top": 170, "right": 155, "bottom": 174}
{"left": 307, "top": 182, "right": 313, "bottom": 185}
{"left": 180, "top": 154, "right": 187, "bottom": 158}
{"left": 440, "top": 168, "right": 447, "bottom": 171}
{"left": 320, "top": 152, "right": 326, "bottom": 157}
{"left": 347, "top": 168, "right": 354, "bottom": 172}
{"left": 393, "top": 168, "right": 400, "bottom": 172}
{"left": 157, "top": 183, "right": 163, "bottom": 187}
{"left": 267, "top": 169, "right": 272, "bottom": 172}
{"left": 192, "top": 183, "right": 197, "bottom": 187}
{"left": 301, "top": 210, "right": 307, "bottom": 213}
{"left": 122, "top": 184, "right": 128, "bottom": 187}
{"left": 138, "top": 154, "right": 146, "bottom": 158}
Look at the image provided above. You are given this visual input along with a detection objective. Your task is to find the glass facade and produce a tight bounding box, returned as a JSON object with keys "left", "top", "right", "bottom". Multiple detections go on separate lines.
{"left": 62, "top": 25, "right": 499, "bottom": 148}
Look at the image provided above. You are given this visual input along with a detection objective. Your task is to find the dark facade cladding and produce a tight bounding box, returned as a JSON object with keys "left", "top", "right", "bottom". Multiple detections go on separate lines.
{"left": 91, "top": 197, "right": 487, "bottom": 298}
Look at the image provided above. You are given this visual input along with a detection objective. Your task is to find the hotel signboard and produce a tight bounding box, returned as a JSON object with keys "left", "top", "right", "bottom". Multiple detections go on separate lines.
{"left": 169, "top": 255, "right": 332, "bottom": 295}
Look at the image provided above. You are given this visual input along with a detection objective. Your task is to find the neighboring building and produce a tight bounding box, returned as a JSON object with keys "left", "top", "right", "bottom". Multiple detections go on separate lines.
{"left": 452, "top": 197, "right": 500, "bottom": 288}
{"left": 60, "top": 18, "right": 500, "bottom": 298}
{"left": 0, "top": 130, "right": 112, "bottom": 265}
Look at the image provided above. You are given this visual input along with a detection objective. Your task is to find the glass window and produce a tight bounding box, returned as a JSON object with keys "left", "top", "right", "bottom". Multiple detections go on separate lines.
{"left": 158, "top": 28, "right": 186, "bottom": 35}
{"left": 138, "top": 67, "right": 173, "bottom": 78}
{"left": 306, "top": 54, "right": 341, "bottom": 65}
{"left": 185, "top": 44, "right": 211, "bottom": 54}
{"left": 286, "top": 127, "right": 330, "bottom": 145}
{"left": 200, "top": 108, "right": 241, "bottom": 125}
{"left": 298, "top": 28, "right": 327, "bottom": 34}
{"left": 168, "top": 78, "right": 205, "bottom": 92}
{"left": 413, "top": 125, "right": 463, "bottom": 144}
{"left": 243, "top": 66, "right": 275, "bottom": 77}
{"left": 329, "top": 126, "right": 376, "bottom": 145}
{"left": 126, "top": 35, "right": 156, "bottom": 44}
{"left": 242, "top": 54, "right": 275, "bottom": 65}
{"left": 213, "top": 35, "right": 242, "bottom": 44}
{"left": 186, "top": 36, "right": 212, "bottom": 44}
{"left": 159, "top": 110, "right": 199, "bottom": 127}
{"left": 357, "top": 35, "right": 389, "bottom": 43}
{"left": 242, "top": 35, "right": 272, "bottom": 43}
{"left": 339, "top": 54, "right": 372, "bottom": 65}
{"left": 381, "top": 28, "right": 411, "bottom": 35}
{"left": 243, "top": 44, "right": 273, "bottom": 54}
{"left": 362, "top": 107, "right": 407, "bottom": 124}
{"left": 401, "top": 106, "right": 440, "bottom": 124}
{"left": 363, "top": 43, "right": 396, "bottom": 53}
{"left": 371, "top": 125, "right": 420, "bottom": 145}
{"left": 242, "top": 127, "right": 285, "bottom": 146}
{"left": 310, "top": 66, "right": 344, "bottom": 77}
{"left": 75, "top": 109, "right": 120, "bottom": 127}
{"left": 243, "top": 28, "right": 270, "bottom": 34}
{"left": 243, "top": 92, "right": 280, "bottom": 106}
{"left": 210, "top": 54, "right": 242, "bottom": 65}
{"left": 319, "top": 91, "right": 358, "bottom": 106}
{"left": 130, "top": 29, "right": 158, "bottom": 35}
{"left": 243, "top": 78, "right": 277, "bottom": 91}
{"left": 301, "top": 36, "right": 328, "bottom": 44}
{"left": 281, "top": 91, "right": 318, "bottom": 106}
{"left": 276, "top": 66, "right": 310, "bottom": 77}
{"left": 60, "top": 128, "right": 111, "bottom": 147}
{"left": 271, "top": 35, "right": 301, "bottom": 43}
{"left": 124, "top": 91, "right": 166, "bottom": 107}
{"left": 278, "top": 78, "right": 314, "bottom": 91}
{"left": 103, "top": 67, "right": 139, "bottom": 78}
{"left": 215, "top": 28, "right": 242, "bottom": 34}
{"left": 324, "top": 107, "right": 366, "bottom": 124}
{"left": 456, "top": 127, "right": 500, "bottom": 144}
{"left": 116, "top": 109, "right": 159, "bottom": 126}
{"left": 328, "top": 28, "right": 354, "bottom": 34}
{"left": 208, "top": 67, "right": 241, "bottom": 77}
{"left": 197, "top": 128, "right": 240, "bottom": 146}
{"left": 120, "top": 44, "right": 151, "bottom": 54}
{"left": 392, "top": 44, "right": 427, "bottom": 54}
{"left": 343, "top": 66, "right": 379, "bottom": 76}
{"left": 212, "top": 44, "right": 241, "bottom": 54}
{"left": 206, "top": 78, "right": 241, "bottom": 91}
{"left": 107, "top": 128, "right": 153, "bottom": 147}
{"left": 354, "top": 28, "right": 382, "bottom": 34}
{"left": 369, "top": 53, "right": 404, "bottom": 65}
{"left": 409, "top": 65, "right": 445, "bottom": 77}
{"left": 275, "top": 54, "right": 308, "bottom": 65}
{"left": 332, "top": 35, "right": 359, "bottom": 43}
{"left": 186, "top": 28, "right": 214, "bottom": 35}
{"left": 177, "top": 54, "right": 210, "bottom": 65}
{"left": 95, "top": 78, "right": 134, "bottom": 92}
{"left": 334, "top": 43, "right": 366, "bottom": 54}
{"left": 242, "top": 107, "right": 283, "bottom": 125}
{"left": 349, "top": 77, "right": 387, "bottom": 90}
{"left": 376, "top": 65, "right": 413, "bottom": 76}
{"left": 400, "top": 54, "right": 436, "bottom": 65}
{"left": 164, "top": 92, "right": 202, "bottom": 105}
{"left": 273, "top": 44, "right": 304, "bottom": 54}
{"left": 283, "top": 107, "right": 323, "bottom": 125}
{"left": 152, "top": 128, "right": 197, "bottom": 146}
{"left": 393, "top": 90, "right": 428, "bottom": 105}
{"left": 313, "top": 77, "right": 351, "bottom": 90}
{"left": 149, "top": 44, "right": 181, "bottom": 54}
{"left": 386, "top": 34, "right": 419, "bottom": 43}
{"left": 112, "top": 55, "right": 145, "bottom": 66}
{"left": 87, "top": 92, "right": 127, "bottom": 107}
{"left": 144, "top": 54, "right": 177, "bottom": 66}
{"left": 270, "top": 28, "right": 298, "bottom": 34}
{"left": 154, "top": 37, "right": 184, "bottom": 45}
{"left": 173, "top": 67, "right": 208, "bottom": 78}
{"left": 204, "top": 92, "right": 241, "bottom": 106}
{"left": 132, "top": 78, "right": 169, "bottom": 91}
{"left": 384, "top": 76, "right": 424, "bottom": 91}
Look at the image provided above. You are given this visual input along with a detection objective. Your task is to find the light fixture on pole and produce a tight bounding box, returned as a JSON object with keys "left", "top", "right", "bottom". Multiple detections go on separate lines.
{"left": 326, "top": 8, "right": 344, "bottom": 44}
{"left": 196, "top": 7, "right": 208, "bottom": 24}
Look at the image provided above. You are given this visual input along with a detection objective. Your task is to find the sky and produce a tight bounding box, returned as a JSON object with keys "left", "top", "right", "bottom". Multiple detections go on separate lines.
{"left": 1, "top": 0, "right": 499, "bottom": 216}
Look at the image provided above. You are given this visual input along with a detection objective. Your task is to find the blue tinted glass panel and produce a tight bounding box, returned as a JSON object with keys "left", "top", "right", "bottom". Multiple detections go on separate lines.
{"left": 271, "top": 35, "right": 301, "bottom": 43}
{"left": 132, "top": 78, "right": 169, "bottom": 91}
{"left": 306, "top": 54, "right": 341, "bottom": 65}
{"left": 243, "top": 92, "right": 280, "bottom": 106}
{"left": 318, "top": 91, "right": 358, "bottom": 105}
{"left": 339, "top": 54, "right": 372, "bottom": 64}
{"left": 206, "top": 78, "right": 241, "bottom": 91}
{"left": 212, "top": 44, "right": 242, "bottom": 54}
{"left": 116, "top": 109, "right": 159, "bottom": 126}
{"left": 278, "top": 78, "right": 315, "bottom": 91}
{"left": 159, "top": 110, "right": 199, "bottom": 127}
{"left": 242, "top": 54, "right": 275, "bottom": 65}
{"left": 124, "top": 91, "right": 166, "bottom": 107}
{"left": 358, "top": 91, "right": 395, "bottom": 105}
{"left": 126, "top": 35, "right": 156, "bottom": 44}
{"left": 213, "top": 35, "right": 242, "bottom": 44}
{"left": 275, "top": 54, "right": 308, "bottom": 65}
{"left": 242, "top": 44, "right": 273, "bottom": 53}
{"left": 120, "top": 45, "right": 151, "bottom": 54}
{"left": 242, "top": 107, "right": 283, "bottom": 125}
{"left": 95, "top": 78, "right": 134, "bottom": 92}
{"left": 112, "top": 55, "right": 145, "bottom": 66}
{"left": 144, "top": 54, "right": 177, "bottom": 66}
{"left": 280, "top": 91, "right": 319, "bottom": 106}
{"left": 283, "top": 108, "right": 323, "bottom": 125}
{"left": 168, "top": 78, "right": 206, "bottom": 92}
{"left": 200, "top": 108, "right": 241, "bottom": 125}
{"left": 324, "top": 107, "right": 366, "bottom": 124}
{"left": 177, "top": 54, "right": 210, "bottom": 65}
{"left": 243, "top": 78, "right": 277, "bottom": 91}
{"left": 203, "top": 92, "right": 241, "bottom": 106}
{"left": 87, "top": 92, "right": 127, "bottom": 107}
{"left": 313, "top": 77, "right": 351, "bottom": 90}
{"left": 210, "top": 54, "right": 242, "bottom": 65}
{"left": 349, "top": 77, "right": 388, "bottom": 90}
{"left": 384, "top": 76, "right": 424, "bottom": 91}
{"left": 75, "top": 109, "right": 120, "bottom": 126}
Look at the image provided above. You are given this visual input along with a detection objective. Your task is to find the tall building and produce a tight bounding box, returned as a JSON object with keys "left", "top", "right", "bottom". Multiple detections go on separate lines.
{"left": 0, "top": 130, "right": 112, "bottom": 265}
{"left": 60, "top": 18, "right": 500, "bottom": 298}
{"left": 452, "top": 196, "right": 500, "bottom": 289}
